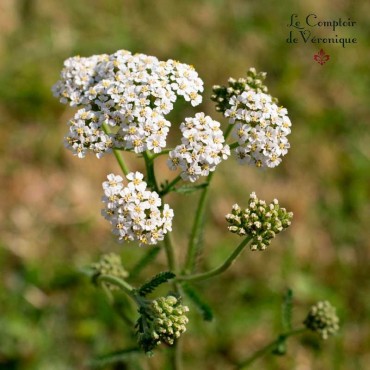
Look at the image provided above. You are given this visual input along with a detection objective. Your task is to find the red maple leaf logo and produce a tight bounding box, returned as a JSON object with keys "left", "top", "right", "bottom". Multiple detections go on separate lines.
{"left": 314, "top": 49, "right": 330, "bottom": 65}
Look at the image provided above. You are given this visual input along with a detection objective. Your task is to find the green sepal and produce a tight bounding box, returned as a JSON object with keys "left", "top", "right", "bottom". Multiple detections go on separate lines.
{"left": 137, "top": 271, "right": 176, "bottom": 297}
{"left": 182, "top": 283, "right": 213, "bottom": 321}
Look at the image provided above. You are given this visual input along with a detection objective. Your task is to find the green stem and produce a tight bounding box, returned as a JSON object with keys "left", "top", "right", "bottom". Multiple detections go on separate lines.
{"left": 160, "top": 175, "right": 182, "bottom": 196}
{"left": 224, "top": 123, "right": 234, "bottom": 139}
{"left": 168, "top": 341, "right": 182, "bottom": 370}
{"left": 229, "top": 142, "right": 239, "bottom": 150}
{"left": 163, "top": 227, "right": 182, "bottom": 369}
{"left": 164, "top": 233, "right": 177, "bottom": 272}
{"left": 143, "top": 151, "right": 159, "bottom": 192}
{"left": 236, "top": 328, "right": 308, "bottom": 369}
{"left": 152, "top": 148, "right": 173, "bottom": 159}
{"left": 102, "top": 123, "right": 130, "bottom": 175}
{"left": 97, "top": 275, "right": 135, "bottom": 299}
{"left": 178, "top": 236, "right": 252, "bottom": 282}
{"left": 113, "top": 149, "right": 130, "bottom": 176}
{"left": 183, "top": 123, "right": 234, "bottom": 274}
{"left": 183, "top": 172, "right": 214, "bottom": 273}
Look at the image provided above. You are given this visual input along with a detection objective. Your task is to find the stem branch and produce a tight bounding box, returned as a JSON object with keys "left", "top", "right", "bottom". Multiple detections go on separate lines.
{"left": 178, "top": 236, "right": 252, "bottom": 282}
{"left": 183, "top": 172, "right": 214, "bottom": 273}
{"left": 97, "top": 275, "right": 135, "bottom": 299}
{"left": 143, "top": 151, "right": 159, "bottom": 192}
{"left": 236, "top": 328, "right": 308, "bottom": 369}
{"left": 160, "top": 175, "right": 182, "bottom": 196}
{"left": 183, "top": 122, "right": 234, "bottom": 274}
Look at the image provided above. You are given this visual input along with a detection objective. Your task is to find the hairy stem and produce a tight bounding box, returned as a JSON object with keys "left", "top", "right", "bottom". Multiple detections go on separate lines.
{"left": 236, "top": 328, "right": 308, "bottom": 369}
{"left": 178, "top": 236, "right": 252, "bottom": 282}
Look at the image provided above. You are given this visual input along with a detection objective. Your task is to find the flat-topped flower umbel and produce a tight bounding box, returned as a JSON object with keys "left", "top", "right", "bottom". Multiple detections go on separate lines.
{"left": 212, "top": 68, "right": 292, "bottom": 169}
{"left": 53, "top": 50, "right": 203, "bottom": 158}
{"left": 101, "top": 172, "right": 174, "bottom": 245}
{"left": 168, "top": 113, "right": 230, "bottom": 182}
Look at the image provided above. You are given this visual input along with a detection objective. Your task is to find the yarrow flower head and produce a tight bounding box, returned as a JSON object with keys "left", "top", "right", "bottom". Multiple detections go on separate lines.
{"left": 211, "top": 68, "right": 291, "bottom": 169}
{"left": 167, "top": 113, "right": 230, "bottom": 182}
{"left": 226, "top": 90, "right": 291, "bottom": 168}
{"left": 136, "top": 295, "right": 189, "bottom": 354}
{"left": 101, "top": 172, "right": 174, "bottom": 246}
{"left": 53, "top": 50, "right": 204, "bottom": 158}
{"left": 91, "top": 253, "right": 129, "bottom": 290}
{"left": 304, "top": 301, "right": 340, "bottom": 339}
{"left": 225, "top": 192, "right": 293, "bottom": 250}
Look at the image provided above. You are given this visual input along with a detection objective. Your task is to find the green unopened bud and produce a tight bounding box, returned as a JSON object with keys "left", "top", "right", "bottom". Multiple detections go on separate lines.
{"left": 304, "top": 301, "right": 339, "bottom": 339}
{"left": 226, "top": 192, "right": 293, "bottom": 250}
{"left": 91, "top": 253, "right": 129, "bottom": 290}
{"left": 136, "top": 295, "right": 189, "bottom": 353}
{"left": 211, "top": 69, "right": 271, "bottom": 114}
{"left": 248, "top": 67, "right": 257, "bottom": 76}
{"left": 232, "top": 204, "right": 242, "bottom": 215}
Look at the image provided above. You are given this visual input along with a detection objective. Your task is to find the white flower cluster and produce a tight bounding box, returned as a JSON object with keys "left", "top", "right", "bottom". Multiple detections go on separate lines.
{"left": 101, "top": 172, "right": 174, "bottom": 246}
{"left": 167, "top": 113, "right": 230, "bottom": 182}
{"left": 53, "top": 50, "right": 204, "bottom": 158}
{"left": 224, "top": 90, "right": 291, "bottom": 168}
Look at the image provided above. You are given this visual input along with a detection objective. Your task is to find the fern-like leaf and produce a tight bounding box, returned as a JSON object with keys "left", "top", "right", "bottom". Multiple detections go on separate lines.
{"left": 183, "top": 283, "right": 213, "bottom": 321}
{"left": 137, "top": 271, "right": 176, "bottom": 297}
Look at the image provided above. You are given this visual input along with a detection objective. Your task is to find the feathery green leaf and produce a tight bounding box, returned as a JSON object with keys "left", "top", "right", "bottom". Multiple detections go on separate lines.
{"left": 183, "top": 283, "right": 213, "bottom": 321}
{"left": 138, "top": 271, "right": 176, "bottom": 297}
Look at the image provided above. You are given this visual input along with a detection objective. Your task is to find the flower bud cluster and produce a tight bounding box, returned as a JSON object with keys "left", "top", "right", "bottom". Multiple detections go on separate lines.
{"left": 91, "top": 253, "right": 129, "bottom": 290}
{"left": 211, "top": 68, "right": 269, "bottom": 114}
{"left": 101, "top": 172, "right": 173, "bottom": 246}
{"left": 226, "top": 90, "right": 291, "bottom": 168}
{"left": 53, "top": 50, "right": 204, "bottom": 158}
{"left": 167, "top": 113, "right": 230, "bottom": 182}
{"left": 304, "top": 301, "right": 340, "bottom": 339}
{"left": 225, "top": 192, "right": 293, "bottom": 250}
{"left": 136, "top": 295, "right": 189, "bottom": 353}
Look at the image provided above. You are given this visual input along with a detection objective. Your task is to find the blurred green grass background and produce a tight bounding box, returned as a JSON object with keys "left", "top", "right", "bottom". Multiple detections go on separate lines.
{"left": 0, "top": 0, "right": 369, "bottom": 369}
